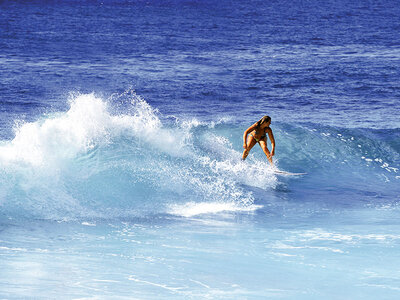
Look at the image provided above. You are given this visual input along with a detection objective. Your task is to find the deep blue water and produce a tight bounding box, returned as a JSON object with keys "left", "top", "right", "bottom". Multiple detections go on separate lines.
{"left": 0, "top": 1, "right": 399, "bottom": 299}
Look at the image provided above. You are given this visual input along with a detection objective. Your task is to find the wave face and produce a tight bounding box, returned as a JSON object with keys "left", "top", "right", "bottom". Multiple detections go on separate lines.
{"left": 0, "top": 92, "right": 398, "bottom": 221}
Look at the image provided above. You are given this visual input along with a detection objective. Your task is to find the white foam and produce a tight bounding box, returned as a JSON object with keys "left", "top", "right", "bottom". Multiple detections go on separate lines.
{"left": 0, "top": 94, "right": 109, "bottom": 166}
{"left": 167, "top": 201, "right": 262, "bottom": 217}
{"left": 81, "top": 222, "right": 96, "bottom": 226}
{"left": 0, "top": 92, "right": 187, "bottom": 168}
{"left": 298, "top": 229, "right": 400, "bottom": 242}
{"left": 199, "top": 133, "right": 278, "bottom": 189}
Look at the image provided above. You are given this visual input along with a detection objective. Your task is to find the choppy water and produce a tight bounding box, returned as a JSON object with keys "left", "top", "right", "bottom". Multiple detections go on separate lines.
{"left": 0, "top": 0, "right": 399, "bottom": 299}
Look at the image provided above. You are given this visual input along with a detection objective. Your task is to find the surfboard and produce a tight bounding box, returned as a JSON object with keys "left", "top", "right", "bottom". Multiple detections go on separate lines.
{"left": 274, "top": 170, "right": 307, "bottom": 176}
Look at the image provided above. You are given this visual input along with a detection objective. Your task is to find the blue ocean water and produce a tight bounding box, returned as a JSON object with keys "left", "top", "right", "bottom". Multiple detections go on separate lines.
{"left": 0, "top": 0, "right": 399, "bottom": 298}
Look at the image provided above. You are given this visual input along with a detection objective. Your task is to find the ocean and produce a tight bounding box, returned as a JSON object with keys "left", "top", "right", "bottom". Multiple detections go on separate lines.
{"left": 0, "top": 0, "right": 399, "bottom": 299}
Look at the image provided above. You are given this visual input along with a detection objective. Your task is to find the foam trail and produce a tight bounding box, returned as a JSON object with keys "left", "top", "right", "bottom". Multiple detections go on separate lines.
{"left": 168, "top": 201, "right": 262, "bottom": 218}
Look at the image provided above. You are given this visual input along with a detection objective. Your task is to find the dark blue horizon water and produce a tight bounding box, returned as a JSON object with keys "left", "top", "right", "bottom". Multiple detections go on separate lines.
{"left": 1, "top": 1, "right": 400, "bottom": 299}
{"left": 1, "top": 0, "right": 400, "bottom": 138}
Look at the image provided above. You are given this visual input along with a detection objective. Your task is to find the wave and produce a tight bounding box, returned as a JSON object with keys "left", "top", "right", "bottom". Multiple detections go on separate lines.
{"left": 0, "top": 91, "right": 398, "bottom": 221}
{"left": 0, "top": 91, "right": 275, "bottom": 220}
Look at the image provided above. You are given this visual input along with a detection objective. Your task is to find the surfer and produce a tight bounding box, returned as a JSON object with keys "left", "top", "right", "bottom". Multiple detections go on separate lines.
{"left": 242, "top": 115, "right": 275, "bottom": 165}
